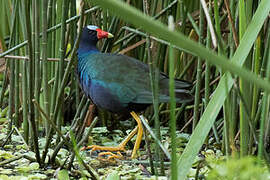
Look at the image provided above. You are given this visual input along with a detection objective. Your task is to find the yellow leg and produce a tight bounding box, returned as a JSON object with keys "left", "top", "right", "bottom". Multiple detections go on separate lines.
{"left": 130, "top": 111, "right": 143, "bottom": 159}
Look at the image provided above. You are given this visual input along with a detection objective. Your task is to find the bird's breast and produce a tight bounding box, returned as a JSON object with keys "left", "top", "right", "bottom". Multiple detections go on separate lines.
{"left": 78, "top": 69, "right": 92, "bottom": 97}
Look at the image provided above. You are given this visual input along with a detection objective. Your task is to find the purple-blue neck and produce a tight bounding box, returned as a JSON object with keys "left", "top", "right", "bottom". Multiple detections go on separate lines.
{"left": 77, "top": 40, "right": 99, "bottom": 55}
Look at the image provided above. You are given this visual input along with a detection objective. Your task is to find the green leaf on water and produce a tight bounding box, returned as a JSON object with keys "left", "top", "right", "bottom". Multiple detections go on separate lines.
{"left": 106, "top": 171, "right": 120, "bottom": 180}
{"left": 57, "top": 169, "right": 69, "bottom": 180}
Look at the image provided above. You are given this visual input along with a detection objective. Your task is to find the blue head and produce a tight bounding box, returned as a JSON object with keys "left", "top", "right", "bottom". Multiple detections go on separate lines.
{"left": 77, "top": 25, "right": 114, "bottom": 55}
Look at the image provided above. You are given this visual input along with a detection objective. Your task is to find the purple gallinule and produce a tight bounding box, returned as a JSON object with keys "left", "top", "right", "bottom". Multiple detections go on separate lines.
{"left": 77, "top": 25, "right": 193, "bottom": 159}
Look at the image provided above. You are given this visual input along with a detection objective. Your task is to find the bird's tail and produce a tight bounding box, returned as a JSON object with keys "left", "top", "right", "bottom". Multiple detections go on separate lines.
{"left": 175, "top": 79, "right": 193, "bottom": 102}
{"left": 164, "top": 79, "right": 193, "bottom": 103}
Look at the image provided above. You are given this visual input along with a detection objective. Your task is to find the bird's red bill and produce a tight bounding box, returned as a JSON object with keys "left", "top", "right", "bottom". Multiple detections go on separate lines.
{"left": 96, "top": 28, "right": 109, "bottom": 39}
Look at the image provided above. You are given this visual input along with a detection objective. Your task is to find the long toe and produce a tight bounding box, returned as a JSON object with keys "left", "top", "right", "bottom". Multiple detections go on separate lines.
{"left": 98, "top": 151, "right": 124, "bottom": 161}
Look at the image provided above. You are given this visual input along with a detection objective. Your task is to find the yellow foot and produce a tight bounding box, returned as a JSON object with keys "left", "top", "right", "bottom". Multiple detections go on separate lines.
{"left": 81, "top": 111, "right": 144, "bottom": 160}
{"left": 98, "top": 151, "right": 123, "bottom": 161}
{"left": 81, "top": 145, "right": 125, "bottom": 160}
{"left": 81, "top": 144, "right": 125, "bottom": 152}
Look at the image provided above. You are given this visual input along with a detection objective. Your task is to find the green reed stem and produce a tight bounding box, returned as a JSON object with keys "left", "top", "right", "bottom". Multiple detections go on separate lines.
{"left": 25, "top": 0, "right": 41, "bottom": 165}
{"left": 42, "top": 0, "right": 50, "bottom": 134}
{"left": 7, "top": 0, "right": 17, "bottom": 132}
{"left": 239, "top": 0, "right": 250, "bottom": 157}
{"left": 193, "top": 4, "right": 204, "bottom": 130}
{"left": 168, "top": 16, "right": 177, "bottom": 180}
{"left": 258, "top": 24, "right": 270, "bottom": 160}
{"left": 34, "top": 0, "right": 41, "bottom": 127}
